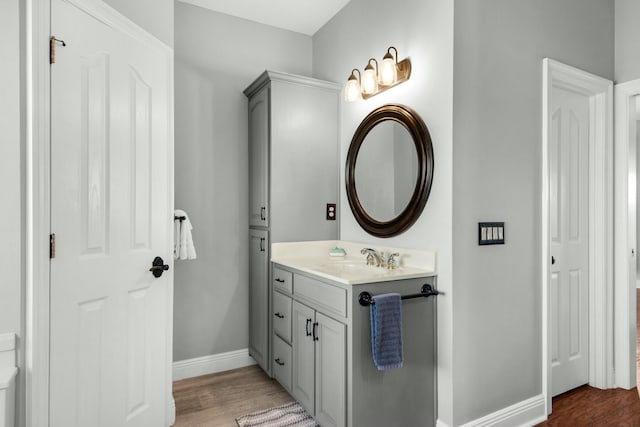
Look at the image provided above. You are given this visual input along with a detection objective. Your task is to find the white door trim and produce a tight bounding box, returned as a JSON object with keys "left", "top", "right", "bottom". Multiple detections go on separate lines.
{"left": 25, "top": 0, "right": 175, "bottom": 425}
{"left": 613, "top": 78, "right": 640, "bottom": 390}
{"left": 26, "top": 1, "right": 52, "bottom": 425}
{"left": 541, "top": 58, "right": 614, "bottom": 414}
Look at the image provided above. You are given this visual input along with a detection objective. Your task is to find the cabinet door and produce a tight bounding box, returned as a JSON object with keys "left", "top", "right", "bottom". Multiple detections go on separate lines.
{"left": 291, "top": 301, "right": 315, "bottom": 414}
{"left": 248, "top": 87, "right": 269, "bottom": 227}
{"left": 248, "top": 229, "right": 269, "bottom": 371}
{"left": 315, "top": 313, "right": 346, "bottom": 427}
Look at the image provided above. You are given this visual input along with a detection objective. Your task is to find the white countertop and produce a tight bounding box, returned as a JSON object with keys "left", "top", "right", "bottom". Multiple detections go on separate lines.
{"left": 271, "top": 240, "right": 436, "bottom": 285}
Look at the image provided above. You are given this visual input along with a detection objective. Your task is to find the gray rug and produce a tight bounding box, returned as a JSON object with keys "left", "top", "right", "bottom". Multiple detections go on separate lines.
{"left": 236, "top": 402, "right": 318, "bottom": 427}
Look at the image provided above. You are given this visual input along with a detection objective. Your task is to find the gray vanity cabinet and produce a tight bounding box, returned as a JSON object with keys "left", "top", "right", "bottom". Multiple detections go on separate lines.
{"left": 244, "top": 71, "right": 340, "bottom": 375}
{"left": 292, "top": 301, "right": 346, "bottom": 427}
{"left": 248, "top": 229, "right": 269, "bottom": 370}
{"left": 271, "top": 263, "right": 437, "bottom": 427}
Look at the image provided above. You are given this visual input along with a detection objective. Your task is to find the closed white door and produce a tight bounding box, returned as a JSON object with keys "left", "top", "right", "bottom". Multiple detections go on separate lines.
{"left": 549, "top": 86, "right": 590, "bottom": 396}
{"left": 50, "top": 0, "right": 173, "bottom": 425}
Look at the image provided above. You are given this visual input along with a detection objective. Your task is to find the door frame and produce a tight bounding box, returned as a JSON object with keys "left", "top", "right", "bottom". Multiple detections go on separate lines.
{"left": 541, "top": 58, "right": 613, "bottom": 414}
{"left": 613, "top": 78, "right": 640, "bottom": 390}
{"left": 25, "top": 0, "right": 175, "bottom": 425}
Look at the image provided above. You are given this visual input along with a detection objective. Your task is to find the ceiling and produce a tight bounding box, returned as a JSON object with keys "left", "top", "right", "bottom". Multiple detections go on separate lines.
{"left": 176, "top": 0, "right": 352, "bottom": 36}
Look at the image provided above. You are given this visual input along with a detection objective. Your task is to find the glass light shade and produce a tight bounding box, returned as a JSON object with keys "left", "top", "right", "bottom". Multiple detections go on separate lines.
{"left": 380, "top": 55, "right": 397, "bottom": 86}
{"left": 344, "top": 77, "right": 361, "bottom": 102}
{"left": 362, "top": 66, "right": 378, "bottom": 95}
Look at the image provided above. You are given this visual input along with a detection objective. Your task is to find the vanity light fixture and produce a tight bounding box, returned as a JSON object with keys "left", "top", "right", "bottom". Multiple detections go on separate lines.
{"left": 344, "top": 46, "right": 412, "bottom": 102}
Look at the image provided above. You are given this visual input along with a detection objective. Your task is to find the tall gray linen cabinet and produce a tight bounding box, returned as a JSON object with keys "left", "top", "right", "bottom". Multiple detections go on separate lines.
{"left": 243, "top": 71, "right": 340, "bottom": 374}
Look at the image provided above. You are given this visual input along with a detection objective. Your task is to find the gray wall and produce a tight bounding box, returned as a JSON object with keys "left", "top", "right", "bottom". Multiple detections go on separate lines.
{"left": 0, "top": 0, "right": 23, "bottom": 353}
{"left": 0, "top": 1, "right": 24, "bottom": 425}
{"left": 452, "top": 0, "right": 613, "bottom": 424}
{"left": 615, "top": 0, "right": 640, "bottom": 83}
{"left": 103, "top": 0, "right": 173, "bottom": 47}
{"left": 173, "top": 3, "right": 312, "bottom": 361}
{"left": 312, "top": 0, "right": 456, "bottom": 423}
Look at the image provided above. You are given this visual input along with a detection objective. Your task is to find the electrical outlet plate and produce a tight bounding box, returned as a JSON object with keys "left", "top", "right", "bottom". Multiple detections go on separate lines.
{"left": 479, "top": 222, "right": 504, "bottom": 245}
{"left": 326, "top": 203, "right": 336, "bottom": 220}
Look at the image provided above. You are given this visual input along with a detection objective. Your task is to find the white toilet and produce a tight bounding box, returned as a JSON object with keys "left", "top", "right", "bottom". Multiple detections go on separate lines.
{"left": 0, "top": 334, "right": 17, "bottom": 427}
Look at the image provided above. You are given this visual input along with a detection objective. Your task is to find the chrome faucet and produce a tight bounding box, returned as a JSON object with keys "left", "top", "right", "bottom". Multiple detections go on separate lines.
{"left": 360, "top": 248, "right": 382, "bottom": 267}
{"left": 361, "top": 248, "right": 400, "bottom": 269}
{"left": 386, "top": 253, "right": 400, "bottom": 269}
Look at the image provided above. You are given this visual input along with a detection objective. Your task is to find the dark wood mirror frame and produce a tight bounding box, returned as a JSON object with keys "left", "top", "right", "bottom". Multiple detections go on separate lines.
{"left": 345, "top": 104, "right": 434, "bottom": 238}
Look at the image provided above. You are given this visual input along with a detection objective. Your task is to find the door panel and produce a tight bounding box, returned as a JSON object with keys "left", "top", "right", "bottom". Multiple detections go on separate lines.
{"left": 315, "top": 313, "right": 346, "bottom": 427}
{"left": 50, "top": 0, "right": 172, "bottom": 425}
{"left": 292, "top": 301, "right": 315, "bottom": 414}
{"left": 550, "top": 86, "right": 590, "bottom": 396}
{"left": 249, "top": 229, "right": 269, "bottom": 370}
{"left": 248, "top": 87, "right": 269, "bottom": 227}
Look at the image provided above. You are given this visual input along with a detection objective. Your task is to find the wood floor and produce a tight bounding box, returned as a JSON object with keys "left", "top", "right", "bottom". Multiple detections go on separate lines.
{"left": 535, "top": 288, "right": 640, "bottom": 426}
{"left": 173, "top": 365, "right": 293, "bottom": 426}
{"left": 174, "top": 293, "right": 640, "bottom": 426}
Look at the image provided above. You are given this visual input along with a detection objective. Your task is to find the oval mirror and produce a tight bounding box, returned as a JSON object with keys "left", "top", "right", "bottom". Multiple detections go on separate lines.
{"left": 345, "top": 104, "right": 434, "bottom": 237}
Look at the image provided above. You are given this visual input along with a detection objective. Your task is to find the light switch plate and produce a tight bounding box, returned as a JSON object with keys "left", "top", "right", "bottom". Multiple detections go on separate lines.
{"left": 479, "top": 222, "right": 505, "bottom": 245}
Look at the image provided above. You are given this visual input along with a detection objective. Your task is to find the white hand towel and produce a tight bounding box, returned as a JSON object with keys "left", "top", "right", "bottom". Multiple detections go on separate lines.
{"left": 174, "top": 209, "right": 197, "bottom": 260}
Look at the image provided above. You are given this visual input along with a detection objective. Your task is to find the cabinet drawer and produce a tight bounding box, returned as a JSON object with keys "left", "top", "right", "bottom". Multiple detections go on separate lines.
{"left": 294, "top": 274, "right": 346, "bottom": 317}
{"left": 272, "top": 334, "right": 292, "bottom": 392}
{"left": 273, "top": 291, "right": 292, "bottom": 343}
{"left": 273, "top": 267, "right": 293, "bottom": 294}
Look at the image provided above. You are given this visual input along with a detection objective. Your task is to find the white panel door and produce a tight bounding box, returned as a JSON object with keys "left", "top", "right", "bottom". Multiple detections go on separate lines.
{"left": 50, "top": 0, "right": 172, "bottom": 426}
{"left": 550, "top": 86, "right": 590, "bottom": 396}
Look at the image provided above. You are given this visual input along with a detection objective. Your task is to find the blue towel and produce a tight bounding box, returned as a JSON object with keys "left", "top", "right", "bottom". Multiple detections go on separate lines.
{"left": 370, "top": 293, "right": 403, "bottom": 370}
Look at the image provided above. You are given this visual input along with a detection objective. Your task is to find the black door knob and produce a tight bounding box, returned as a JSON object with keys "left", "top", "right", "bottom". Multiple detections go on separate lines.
{"left": 149, "top": 256, "right": 169, "bottom": 278}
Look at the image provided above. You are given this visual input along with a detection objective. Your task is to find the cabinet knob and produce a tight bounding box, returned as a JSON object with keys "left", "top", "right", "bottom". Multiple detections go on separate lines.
{"left": 312, "top": 322, "right": 319, "bottom": 341}
{"left": 260, "top": 207, "right": 266, "bottom": 221}
{"left": 275, "top": 278, "right": 285, "bottom": 283}
{"left": 274, "top": 312, "right": 284, "bottom": 319}
{"left": 274, "top": 358, "right": 285, "bottom": 366}
{"left": 260, "top": 237, "right": 265, "bottom": 252}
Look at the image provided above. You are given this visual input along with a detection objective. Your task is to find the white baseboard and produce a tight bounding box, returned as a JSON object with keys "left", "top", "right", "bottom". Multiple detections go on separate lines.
{"left": 172, "top": 349, "right": 256, "bottom": 381}
{"left": 167, "top": 398, "right": 176, "bottom": 426}
{"left": 459, "top": 394, "right": 546, "bottom": 427}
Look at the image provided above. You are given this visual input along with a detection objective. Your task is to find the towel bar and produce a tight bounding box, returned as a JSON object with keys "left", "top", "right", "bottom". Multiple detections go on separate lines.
{"left": 358, "top": 284, "right": 439, "bottom": 307}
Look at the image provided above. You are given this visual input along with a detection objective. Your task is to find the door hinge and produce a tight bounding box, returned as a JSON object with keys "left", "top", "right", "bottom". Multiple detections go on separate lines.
{"left": 50, "top": 233, "right": 56, "bottom": 259}
{"left": 49, "top": 36, "right": 66, "bottom": 64}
